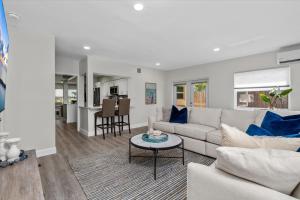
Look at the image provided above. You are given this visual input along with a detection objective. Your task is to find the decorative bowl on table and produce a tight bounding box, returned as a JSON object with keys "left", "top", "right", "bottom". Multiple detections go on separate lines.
{"left": 142, "top": 133, "right": 168, "bottom": 143}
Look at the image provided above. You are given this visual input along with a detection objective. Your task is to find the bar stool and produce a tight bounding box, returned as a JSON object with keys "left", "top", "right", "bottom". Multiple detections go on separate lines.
{"left": 115, "top": 98, "right": 131, "bottom": 135}
{"left": 94, "top": 99, "right": 116, "bottom": 139}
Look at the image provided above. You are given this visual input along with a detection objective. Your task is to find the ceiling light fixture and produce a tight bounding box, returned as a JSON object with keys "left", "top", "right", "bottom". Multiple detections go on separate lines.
{"left": 213, "top": 47, "right": 221, "bottom": 52}
{"left": 83, "top": 46, "right": 91, "bottom": 50}
{"left": 134, "top": 3, "right": 144, "bottom": 11}
{"left": 155, "top": 62, "right": 161, "bottom": 66}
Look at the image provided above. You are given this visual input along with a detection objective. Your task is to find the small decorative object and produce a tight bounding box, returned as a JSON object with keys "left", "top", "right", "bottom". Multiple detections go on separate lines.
{"left": 148, "top": 128, "right": 154, "bottom": 135}
{"left": 152, "top": 130, "right": 162, "bottom": 136}
{"left": 19, "top": 150, "right": 28, "bottom": 162}
{"left": 0, "top": 132, "right": 9, "bottom": 161}
{"left": 0, "top": 135, "right": 28, "bottom": 168}
{"left": 6, "top": 138, "right": 21, "bottom": 162}
{"left": 259, "top": 87, "right": 292, "bottom": 110}
{"left": 145, "top": 83, "right": 157, "bottom": 105}
{"left": 0, "top": 150, "right": 28, "bottom": 168}
{"left": 142, "top": 133, "right": 168, "bottom": 143}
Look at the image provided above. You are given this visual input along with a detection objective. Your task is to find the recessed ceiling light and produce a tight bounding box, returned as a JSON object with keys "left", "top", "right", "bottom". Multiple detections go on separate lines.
{"left": 213, "top": 47, "right": 221, "bottom": 52}
{"left": 155, "top": 62, "right": 161, "bottom": 66}
{"left": 83, "top": 46, "right": 91, "bottom": 50}
{"left": 8, "top": 11, "right": 20, "bottom": 20}
{"left": 134, "top": 3, "right": 144, "bottom": 11}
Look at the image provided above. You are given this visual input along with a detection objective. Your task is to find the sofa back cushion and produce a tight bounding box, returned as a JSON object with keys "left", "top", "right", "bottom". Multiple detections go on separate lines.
{"left": 155, "top": 107, "right": 171, "bottom": 122}
{"left": 221, "top": 109, "right": 256, "bottom": 131}
{"left": 162, "top": 108, "right": 172, "bottom": 122}
{"left": 189, "top": 108, "right": 222, "bottom": 128}
{"left": 255, "top": 109, "right": 300, "bottom": 126}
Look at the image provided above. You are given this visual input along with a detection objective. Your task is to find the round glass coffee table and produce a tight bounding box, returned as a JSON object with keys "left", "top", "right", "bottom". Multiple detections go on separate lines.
{"left": 129, "top": 133, "right": 184, "bottom": 180}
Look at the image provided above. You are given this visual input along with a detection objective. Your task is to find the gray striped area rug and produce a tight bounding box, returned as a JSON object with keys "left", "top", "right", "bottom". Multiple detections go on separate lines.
{"left": 69, "top": 149, "right": 215, "bottom": 200}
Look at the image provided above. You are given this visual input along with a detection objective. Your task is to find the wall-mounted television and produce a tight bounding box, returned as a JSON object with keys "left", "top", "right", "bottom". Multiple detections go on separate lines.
{"left": 0, "top": 0, "right": 9, "bottom": 113}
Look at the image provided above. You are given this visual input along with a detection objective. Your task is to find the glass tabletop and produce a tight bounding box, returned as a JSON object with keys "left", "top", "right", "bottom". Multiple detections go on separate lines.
{"left": 130, "top": 133, "right": 182, "bottom": 149}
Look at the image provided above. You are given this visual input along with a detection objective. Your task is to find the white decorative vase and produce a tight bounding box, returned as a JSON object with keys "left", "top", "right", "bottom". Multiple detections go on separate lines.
{"left": 0, "top": 132, "right": 9, "bottom": 161}
{"left": 6, "top": 138, "right": 21, "bottom": 162}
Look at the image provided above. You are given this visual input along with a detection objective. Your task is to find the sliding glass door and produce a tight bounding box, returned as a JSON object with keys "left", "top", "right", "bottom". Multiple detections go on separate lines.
{"left": 173, "top": 80, "right": 208, "bottom": 107}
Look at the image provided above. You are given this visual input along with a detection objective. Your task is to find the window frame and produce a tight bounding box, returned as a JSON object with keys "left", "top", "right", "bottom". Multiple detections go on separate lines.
{"left": 234, "top": 67, "right": 291, "bottom": 110}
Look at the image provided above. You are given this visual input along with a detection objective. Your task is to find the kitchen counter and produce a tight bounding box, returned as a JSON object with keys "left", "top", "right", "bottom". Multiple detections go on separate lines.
{"left": 79, "top": 105, "right": 134, "bottom": 110}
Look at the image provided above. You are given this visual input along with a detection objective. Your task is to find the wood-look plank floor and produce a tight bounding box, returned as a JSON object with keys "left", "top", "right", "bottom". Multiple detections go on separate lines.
{"left": 38, "top": 120, "right": 147, "bottom": 200}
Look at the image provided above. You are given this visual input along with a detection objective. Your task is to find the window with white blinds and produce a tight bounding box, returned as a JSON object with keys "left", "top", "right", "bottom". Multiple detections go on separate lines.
{"left": 234, "top": 67, "right": 291, "bottom": 109}
{"left": 234, "top": 67, "right": 290, "bottom": 89}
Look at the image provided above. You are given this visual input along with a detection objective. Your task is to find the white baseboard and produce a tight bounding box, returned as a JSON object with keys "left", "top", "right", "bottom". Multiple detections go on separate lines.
{"left": 80, "top": 128, "right": 89, "bottom": 136}
{"left": 36, "top": 147, "right": 56, "bottom": 158}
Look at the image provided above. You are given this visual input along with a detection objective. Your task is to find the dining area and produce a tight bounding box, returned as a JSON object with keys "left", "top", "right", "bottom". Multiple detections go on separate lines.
{"left": 94, "top": 98, "right": 131, "bottom": 139}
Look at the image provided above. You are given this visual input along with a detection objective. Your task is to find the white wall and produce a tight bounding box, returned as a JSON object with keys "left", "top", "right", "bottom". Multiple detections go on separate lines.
{"left": 4, "top": 28, "right": 56, "bottom": 153}
{"left": 164, "top": 51, "right": 300, "bottom": 110}
{"left": 88, "top": 56, "right": 165, "bottom": 125}
{"left": 55, "top": 55, "right": 79, "bottom": 76}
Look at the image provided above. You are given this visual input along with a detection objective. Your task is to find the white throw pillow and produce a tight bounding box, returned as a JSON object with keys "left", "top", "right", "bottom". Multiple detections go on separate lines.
{"left": 216, "top": 147, "right": 300, "bottom": 195}
{"left": 221, "top": 123, "right": 300, "bottom": 151}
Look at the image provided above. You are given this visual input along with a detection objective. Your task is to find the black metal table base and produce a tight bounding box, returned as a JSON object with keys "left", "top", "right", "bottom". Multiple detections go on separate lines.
{"left": 129, "top": 139, "right": 184, "bottom": 180}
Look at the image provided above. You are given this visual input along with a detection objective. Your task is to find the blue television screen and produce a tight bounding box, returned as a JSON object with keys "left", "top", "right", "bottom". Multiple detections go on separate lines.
{"left": 0, "top": 0, "right": 9, "bottom": 112}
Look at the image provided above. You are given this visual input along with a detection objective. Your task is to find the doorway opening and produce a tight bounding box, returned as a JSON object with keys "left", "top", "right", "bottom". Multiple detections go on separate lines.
{"left": 55, "top": 74, "right": 78, "bottom": 124}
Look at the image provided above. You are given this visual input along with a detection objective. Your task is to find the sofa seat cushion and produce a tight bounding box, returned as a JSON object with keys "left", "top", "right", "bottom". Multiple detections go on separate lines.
{"left": 207, "top": 130, "right": 222, "bottom": 145}
{"left": 174, "top": 123, "right": 216, "bottom": 140}
{"left": 153, "top": 121, "right": 175, "bottom": 133}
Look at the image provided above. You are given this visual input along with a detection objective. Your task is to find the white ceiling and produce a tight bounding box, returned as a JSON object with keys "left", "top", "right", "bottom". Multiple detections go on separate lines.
{"left": 4, "top": 0, "right": 300, "bottom": 70}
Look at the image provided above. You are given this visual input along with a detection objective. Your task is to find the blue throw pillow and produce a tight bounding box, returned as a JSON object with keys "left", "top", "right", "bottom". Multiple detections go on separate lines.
{"left": 261, "top": 111, "right": 300, "bottom": 136}
{"left": 169, "top": 106, "right": 188, "bottom": 124}
{"left": 246, "top": 124, "right": 273, "bottom": 136}
{"left": 282, "top": 114, "right": 300, "bottom": 120}
{"left": 282, "top": 133, "right": 300, "bottom": 138}
{"left": 297, "top": 147, "right": 300, "bottom": 152}
{"left": 261, "top": 111, "right": 282, "bottom": 132}
{"left": 246, "top": 124, "right": 300, "bottom": 138}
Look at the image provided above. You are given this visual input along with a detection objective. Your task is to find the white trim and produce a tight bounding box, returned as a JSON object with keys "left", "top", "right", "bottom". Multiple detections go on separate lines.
{"left": 80, "top": 128, "right": 89, "bottom": 136}
{"left": 36, "top": 147, "right": 56, "bottom": 158}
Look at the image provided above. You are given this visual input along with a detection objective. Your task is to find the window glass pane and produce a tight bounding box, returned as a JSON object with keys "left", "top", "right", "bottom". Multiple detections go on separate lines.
{"left": 236, "top": 89, "right": 288, "bottom": 109}
{"left": 177, "top": 93, "right": 184, "bottom": 99}
{"left": 192, "top": 82, "right": 207, "bottom": 107}
{"left": 68, "top": 89, "right": 77, "bottom": 104}
{"left": 55, "top": 89, "right": 63, "bottom": 97}
{"left": 175, "top": 84, "right": 186, "bottom": 107}
{"left": 177, "top": 86, "right": 184, "bottom": 93}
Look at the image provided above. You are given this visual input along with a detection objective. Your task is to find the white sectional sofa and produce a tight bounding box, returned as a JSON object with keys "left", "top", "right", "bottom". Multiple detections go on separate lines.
{"left": 148, "top": 107, "right": 299, "bottom": 158}
{"left": 187, "top": 162, "right": 300, "bottom": 200}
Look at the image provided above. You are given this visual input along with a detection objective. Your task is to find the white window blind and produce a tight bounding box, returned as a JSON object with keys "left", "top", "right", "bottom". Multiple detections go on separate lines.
{"left": 234, "top": 67, "right": 290, "bottom": 89}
